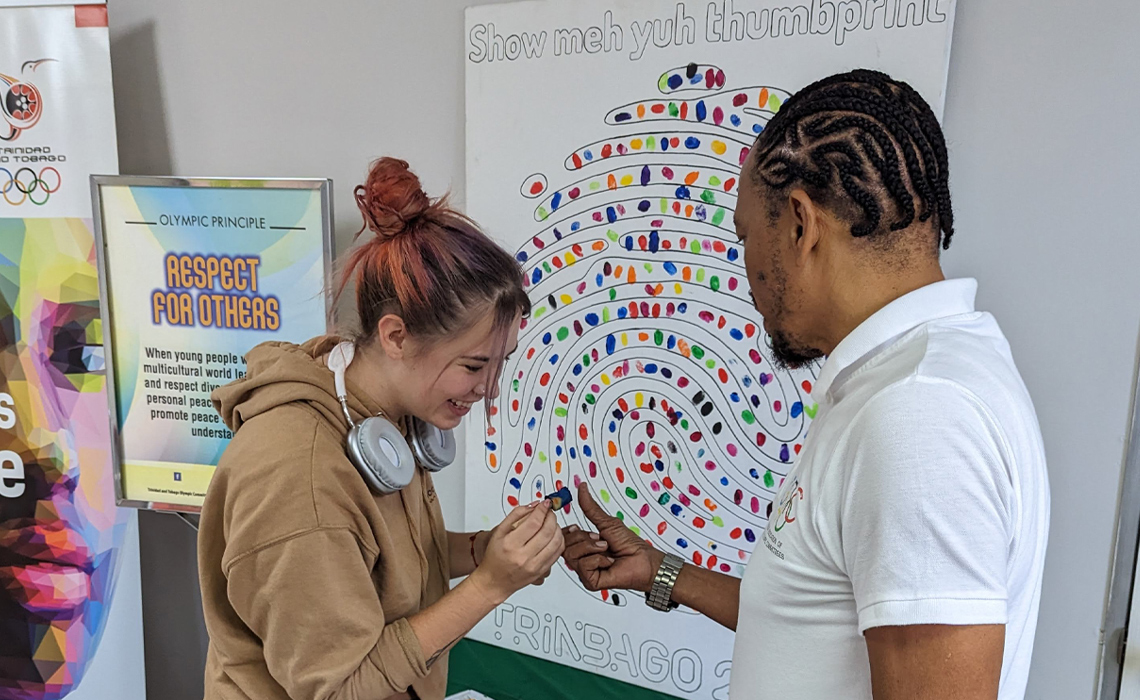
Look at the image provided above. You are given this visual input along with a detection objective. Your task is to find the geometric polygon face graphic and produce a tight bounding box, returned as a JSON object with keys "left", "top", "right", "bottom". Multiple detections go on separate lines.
{"left": 0, "top": 218, "right": 129, "bottom": 699}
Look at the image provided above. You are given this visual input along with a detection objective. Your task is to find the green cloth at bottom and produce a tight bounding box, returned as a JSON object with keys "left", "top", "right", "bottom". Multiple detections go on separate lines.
{"left": 447, "top": 639, "right": 684, "bottom": 700}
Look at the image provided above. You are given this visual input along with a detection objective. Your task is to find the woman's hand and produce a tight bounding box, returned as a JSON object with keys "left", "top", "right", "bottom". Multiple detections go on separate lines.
{"left": 469, "top": 501, "right": 565, "bottom": 604}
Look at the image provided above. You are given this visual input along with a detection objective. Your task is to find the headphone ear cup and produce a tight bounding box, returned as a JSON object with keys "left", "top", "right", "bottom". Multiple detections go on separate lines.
{"left": 409, "top": 419, "right": 456, "bottom": 472}
{"left": 346, "top": 417, "right": 416, "bottom": 494}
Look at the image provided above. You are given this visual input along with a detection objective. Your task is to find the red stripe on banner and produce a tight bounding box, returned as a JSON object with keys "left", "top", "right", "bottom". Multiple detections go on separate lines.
{"left": 75, "top": 5, "right": 108, "bottom": 28}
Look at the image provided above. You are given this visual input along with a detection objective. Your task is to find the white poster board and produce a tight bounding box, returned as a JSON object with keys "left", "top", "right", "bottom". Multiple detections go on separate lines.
{"left": 1, "top": 3, "right": 145, "bottom": 700}
{"left": 465, "top": 1, "right": 955, "bottom": 696}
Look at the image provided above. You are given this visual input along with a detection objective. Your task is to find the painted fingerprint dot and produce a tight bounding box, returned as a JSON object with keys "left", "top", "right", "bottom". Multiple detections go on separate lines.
{"left": 521, "top": 173, "right": 548, "bottom": 199}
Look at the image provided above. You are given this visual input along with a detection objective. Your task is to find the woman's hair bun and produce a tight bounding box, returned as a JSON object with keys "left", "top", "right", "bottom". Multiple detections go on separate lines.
{"left": 354, "top": 157, "right": 432, "bottom": 239}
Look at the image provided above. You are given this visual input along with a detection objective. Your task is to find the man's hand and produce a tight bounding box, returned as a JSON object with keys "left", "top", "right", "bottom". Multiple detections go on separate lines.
{"left": 563, "top": 483, "right": 742, "bottom": 630}
{"left": 561, "top": 483, "right": 664, "bottom": 592}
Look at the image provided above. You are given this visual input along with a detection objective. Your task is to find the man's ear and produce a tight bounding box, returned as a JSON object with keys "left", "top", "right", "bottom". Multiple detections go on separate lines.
{"left": 376, "top": 314, "right": 409, "bottom": 360}
{"left": 788, "top": 189, "right": 824, "bottom": 266}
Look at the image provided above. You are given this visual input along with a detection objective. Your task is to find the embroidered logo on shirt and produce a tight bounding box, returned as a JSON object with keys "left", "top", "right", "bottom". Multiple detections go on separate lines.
{"left": 762, "top": 477, "right": 804, "bottom": 561}
{"left": 773, "top": 478, "right": 803, "bottom": 533}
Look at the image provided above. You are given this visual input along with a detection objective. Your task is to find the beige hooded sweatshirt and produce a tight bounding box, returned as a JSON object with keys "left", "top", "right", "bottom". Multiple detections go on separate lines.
{"left": 199, "top": 336, "right": 451, "bottom": 700}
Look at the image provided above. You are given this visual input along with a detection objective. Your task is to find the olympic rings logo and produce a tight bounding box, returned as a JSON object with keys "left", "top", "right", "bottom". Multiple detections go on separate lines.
{"left": 1, "top": 166, "right": 60, "bottom": 206}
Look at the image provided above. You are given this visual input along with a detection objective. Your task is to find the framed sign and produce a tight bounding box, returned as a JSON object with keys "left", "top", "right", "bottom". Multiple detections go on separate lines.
{"left": 90, "top": 176, "right": 333, "bottom": 512}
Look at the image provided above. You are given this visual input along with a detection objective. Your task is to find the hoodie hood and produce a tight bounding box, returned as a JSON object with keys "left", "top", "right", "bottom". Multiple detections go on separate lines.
{"left": 212, "top": 335, "right": 390, "bottom": 435}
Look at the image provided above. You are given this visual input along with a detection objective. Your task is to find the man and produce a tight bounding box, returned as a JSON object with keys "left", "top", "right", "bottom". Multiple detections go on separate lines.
{"left": 562, "top": 69, "right": 1050, "bottom": 700}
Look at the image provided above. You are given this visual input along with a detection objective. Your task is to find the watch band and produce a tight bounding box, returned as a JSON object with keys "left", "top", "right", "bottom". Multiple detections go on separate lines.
{"left": 646, "top": 553, "right": 684, "bottom": 612}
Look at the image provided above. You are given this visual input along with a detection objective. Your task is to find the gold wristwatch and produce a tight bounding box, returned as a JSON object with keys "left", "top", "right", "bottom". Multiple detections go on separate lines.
{"left": 646, "top": 553, "right": 684, "bottom": 612}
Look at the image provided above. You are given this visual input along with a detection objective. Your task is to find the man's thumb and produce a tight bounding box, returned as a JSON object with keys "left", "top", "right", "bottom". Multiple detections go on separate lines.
{"left": 578, "top": 483, "right": 614, "bottom": 526}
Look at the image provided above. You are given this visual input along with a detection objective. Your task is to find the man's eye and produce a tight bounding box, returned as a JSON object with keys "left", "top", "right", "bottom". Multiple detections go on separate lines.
{"left": 464, "top": 365, "right": 483, "bottom": 373}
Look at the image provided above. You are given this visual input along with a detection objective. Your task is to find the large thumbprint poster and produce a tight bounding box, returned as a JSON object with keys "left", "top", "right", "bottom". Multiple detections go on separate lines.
{"left": 465, "top": 0, "right": 955, "bottom": 697}
{"left": 1, "top": 4, "right": 145, "bottom": 700}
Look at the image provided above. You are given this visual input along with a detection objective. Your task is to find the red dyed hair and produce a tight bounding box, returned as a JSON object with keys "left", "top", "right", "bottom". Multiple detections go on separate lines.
{"left": 335, "top": 158, "right": 530, "bottom": 394}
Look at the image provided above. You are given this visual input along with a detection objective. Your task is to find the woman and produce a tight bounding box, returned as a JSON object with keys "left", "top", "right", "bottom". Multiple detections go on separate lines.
{"left": 198, "top": 158, "right": 563, "bottom": 700}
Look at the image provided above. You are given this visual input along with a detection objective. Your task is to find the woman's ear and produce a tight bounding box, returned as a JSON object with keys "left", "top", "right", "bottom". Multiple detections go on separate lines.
{"left": 375, "top": 314, "right": 409, "bottom": 360}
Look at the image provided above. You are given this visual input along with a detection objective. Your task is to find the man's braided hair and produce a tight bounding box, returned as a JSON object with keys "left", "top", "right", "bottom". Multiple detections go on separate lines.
{"left": 751, "top": 69, "right": 954, "bottom": 250}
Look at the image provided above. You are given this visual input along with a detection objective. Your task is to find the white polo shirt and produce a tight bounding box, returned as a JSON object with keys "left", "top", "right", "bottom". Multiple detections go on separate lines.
{"left": 729, "top": 279, "right": 1050, "bottom": 699}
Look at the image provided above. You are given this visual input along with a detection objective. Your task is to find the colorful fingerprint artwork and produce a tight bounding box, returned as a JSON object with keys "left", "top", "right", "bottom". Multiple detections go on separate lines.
{"left": 468, "top": 48, "right": 817, "bottom": 700}
{"left": 493, "top": 65, "right": 814, "bottom": 588}
{"left": 465, "top": 2, "right": 955, "bottom": 694}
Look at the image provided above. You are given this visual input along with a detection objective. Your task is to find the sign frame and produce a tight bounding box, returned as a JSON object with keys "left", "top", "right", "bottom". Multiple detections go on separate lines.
{"left": 1098, "top": 353, "right": 1140, "bottom": 699}
{"left": 90, "top": 174, "right": 335, "bottom": 512}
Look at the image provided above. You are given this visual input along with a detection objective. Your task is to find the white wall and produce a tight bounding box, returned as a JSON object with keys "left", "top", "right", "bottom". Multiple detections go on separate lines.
{"left": 941, "top": 3, "right": 1140, "bottom": 697}
{"left": 106, "top": 1, "right": 1140, "bottom": 699}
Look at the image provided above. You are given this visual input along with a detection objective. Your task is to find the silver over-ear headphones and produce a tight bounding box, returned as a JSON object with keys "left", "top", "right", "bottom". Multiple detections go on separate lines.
{"left": 328, "top": 342, "right": 456, "bottom": 494}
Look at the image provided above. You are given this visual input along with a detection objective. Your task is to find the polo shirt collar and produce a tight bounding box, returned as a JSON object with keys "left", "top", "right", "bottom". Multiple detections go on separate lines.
{"left": 811, "top": 278, "right": 978, "bottom": 404}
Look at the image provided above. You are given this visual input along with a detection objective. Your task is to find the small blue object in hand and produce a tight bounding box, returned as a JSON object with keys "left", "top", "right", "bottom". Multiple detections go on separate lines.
{"left": 546, "top": 487, "right": 573, "bottom": 510}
